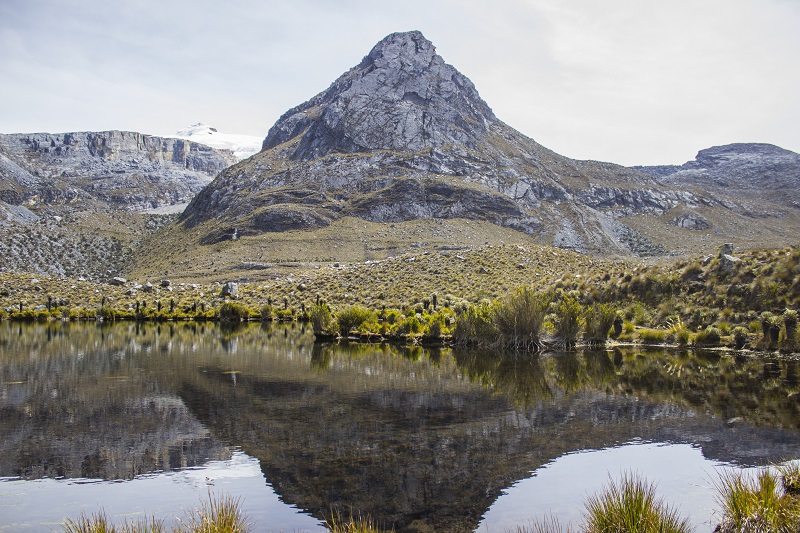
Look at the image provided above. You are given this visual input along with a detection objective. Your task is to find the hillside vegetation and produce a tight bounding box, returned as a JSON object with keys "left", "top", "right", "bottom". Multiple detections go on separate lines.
{"left": 3, "top": 241, "right": 799, "bottom": 352}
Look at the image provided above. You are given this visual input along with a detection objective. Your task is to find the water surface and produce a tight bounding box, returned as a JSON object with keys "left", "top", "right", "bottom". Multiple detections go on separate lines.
{"left": 1, "top": 322, "right": 799, "bottom": 531}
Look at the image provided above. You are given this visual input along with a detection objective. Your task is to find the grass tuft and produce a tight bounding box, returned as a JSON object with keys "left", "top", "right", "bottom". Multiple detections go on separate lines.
{"left": 583, "top": 472, "right": 691, "bottom": 533}
{"left": 62, "top": 510, "right": 165, "bottom": 533}
{"left": 715, "top": 468, "right": 800, "bottom": 533}
{"left": 175, "top": 492, "right": 251, "bottom": 533}
{"left": 324, "top": 512, "right": 392, "bottom": 532}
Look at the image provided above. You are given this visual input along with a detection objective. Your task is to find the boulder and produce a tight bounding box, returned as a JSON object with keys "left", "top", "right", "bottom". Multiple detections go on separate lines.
{"left": 221, "top": 282, "right": 239, "bottom": 297}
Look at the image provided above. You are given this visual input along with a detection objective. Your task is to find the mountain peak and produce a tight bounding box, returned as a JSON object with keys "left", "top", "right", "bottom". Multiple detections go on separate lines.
{"left": 360, "top": 30, "right": 437, "bottom": 71}
{"left": 262, "top": 31, "right": 497, "bottom": 160}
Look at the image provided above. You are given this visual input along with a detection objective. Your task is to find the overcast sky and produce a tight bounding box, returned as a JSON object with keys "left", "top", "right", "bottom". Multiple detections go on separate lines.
{"left": 1, "top": 0, "right": 798, "bottom": 166}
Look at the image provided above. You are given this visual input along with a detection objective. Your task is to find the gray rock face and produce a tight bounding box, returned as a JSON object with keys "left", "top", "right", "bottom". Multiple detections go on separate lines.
{"left": 0, "top": 131, "right": 237, "bottom": 212}
{"left": 635, "top": 143, "right": 800, "bottom": 215}
{"left": 263, "top": 31, "right": 496, "bottom": 160}
{"left": 183, "top": 31, "right": 701, "bottom": 256}
{"left": 671, "top": 213, "right": 711, "bottom": 231}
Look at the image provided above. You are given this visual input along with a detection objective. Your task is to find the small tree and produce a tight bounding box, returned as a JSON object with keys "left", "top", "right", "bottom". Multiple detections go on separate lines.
{"left": 310, "top": 303, "right": 335, "bottom": 336}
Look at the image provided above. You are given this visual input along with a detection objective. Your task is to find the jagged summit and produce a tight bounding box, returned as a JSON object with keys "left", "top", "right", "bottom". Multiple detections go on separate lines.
{"left": 262, "top": 30, "right": 497, "bottom": 160}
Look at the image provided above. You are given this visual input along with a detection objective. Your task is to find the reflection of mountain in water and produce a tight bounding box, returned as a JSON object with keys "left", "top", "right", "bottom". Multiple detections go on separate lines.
{"left": 171, "top": 339, "right": 800, "bottom": 532}
{"left": 0, "top": 322, "right": 231, "bottom": 480}
{"left": 2, "top": 323, "right": 800, "bottom": 531}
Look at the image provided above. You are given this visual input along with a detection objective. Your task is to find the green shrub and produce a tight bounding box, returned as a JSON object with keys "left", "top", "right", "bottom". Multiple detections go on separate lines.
{"left": 694, "top": 326, "right": 722, "bottom": 347}
{"left": 260, "top": 304, "right": 275, "bottom": 321}
{"left": 400, "top": 315, "right": 422, "bottom": 335}
{"left": 452, "top": 302, "right": 496, "bottom": 345}
{"left": 638, "top": 328, "right": 667, "bottom": 345}
{"left": 584, "top": 473, "right": 691, "bottom": 533}
{"left": 336, "top": 305, "right": 375, "bottom": 337}
{"left": 98, "top": 307, "right": 116, "bottom": 322}
{"left": 310, "top": 303, "right": 335, "bottom": 335}
{"left": 219, "top": 302, "right": 250, "bottom": 323}
{"left": 584, "top": 303, "right": 616, "bottom": 345}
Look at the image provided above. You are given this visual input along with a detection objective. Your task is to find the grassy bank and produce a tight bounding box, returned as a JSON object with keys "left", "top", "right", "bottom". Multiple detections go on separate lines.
{"left": 2, "top": 243, "right": 799, "bottom": 352}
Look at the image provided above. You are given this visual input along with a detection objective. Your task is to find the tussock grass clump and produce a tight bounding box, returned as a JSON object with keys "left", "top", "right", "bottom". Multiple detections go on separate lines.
{"left": 62, "top": 493, "right": 250, "bottom": 533}
{"left": 638, "top": 328, "right": 668, "bottom": 345}
{"left": 553, "top": 295, "right": 582, "bottom": 347}
{"left": 506, "top": 515, "right": 572, "bottom": 533}
{"left": 493, "top": 287, "right": 549, "bottom": 350}
{"left": 324, "top": 513, "right": 392, "bottom": 532}
{"left": 693, "top": 326, "right": 721, "bottom": 347}
{"left": 583, "top": 303, "right": 616, "bottom": 346}
{"left": 583, "top": 473, "right": 691, "bottom": 533}
{"left": 175, "top": 492, "right": 251, "bottom": 533}
{"left": 62, "top": 510, "right": 165, "bottom": 532}
{"left": 715, "top": 468, "right": 800, "bottom": 533}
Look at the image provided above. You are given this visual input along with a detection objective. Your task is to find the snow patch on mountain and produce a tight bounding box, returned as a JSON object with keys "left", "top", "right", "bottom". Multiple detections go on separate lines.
{"left": 170, "top": 123, "right": 262, "bottom": 160}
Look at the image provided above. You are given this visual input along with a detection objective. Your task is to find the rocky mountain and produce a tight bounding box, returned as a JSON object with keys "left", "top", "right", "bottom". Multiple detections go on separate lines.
{"left": 178, "top": 30, "right": 702, "bottom": 258}
{"left": 0, "top": 130, "right": 236, "bottom": 213}
{"left": 636, "top": 143, "right": 800, "bottom": 214}
{"left": 0, "top": 130, "right": 236, "bottom": 278}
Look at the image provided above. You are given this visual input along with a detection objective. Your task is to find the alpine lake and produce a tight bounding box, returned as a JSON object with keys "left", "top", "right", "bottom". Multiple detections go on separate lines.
{"left": 2, "top": 321, "right": 800, "bottom": 532}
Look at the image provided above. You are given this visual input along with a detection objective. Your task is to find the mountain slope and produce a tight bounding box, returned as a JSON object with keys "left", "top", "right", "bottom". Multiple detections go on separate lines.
{"left": 176, "top": 30, "right": 702, "bottom": 261}
{"left": 0, "top": 130, "right": 237, "bottom": 279}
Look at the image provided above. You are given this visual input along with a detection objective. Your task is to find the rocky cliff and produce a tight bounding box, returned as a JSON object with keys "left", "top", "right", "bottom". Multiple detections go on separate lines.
{"left": 0, "top": 130, "right": 237, "bottom": 278}
{"left": 636, "top": 143, "right": 800, "bottom": 215}
{"left": 179, "top": 31, "right": 702, "bottom": 257}
{"left": 0, "top": 130, "right": 237, "bottom": 212}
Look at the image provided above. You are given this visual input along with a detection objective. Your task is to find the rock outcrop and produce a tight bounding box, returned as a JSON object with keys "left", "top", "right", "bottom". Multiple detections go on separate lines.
{"left": 0, "top": 130, "right": 237, "bottom": 212}
{"left": 635, "top": 143, "right": 800, "bottom": 215}
{"left": 180, "top": 31, "right": 700, "bottom": 256}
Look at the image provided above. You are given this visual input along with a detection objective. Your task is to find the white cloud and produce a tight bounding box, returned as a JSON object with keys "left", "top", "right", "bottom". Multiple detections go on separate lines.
{"left": 1, "top": 0, "right": 798, "bottom": 165}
